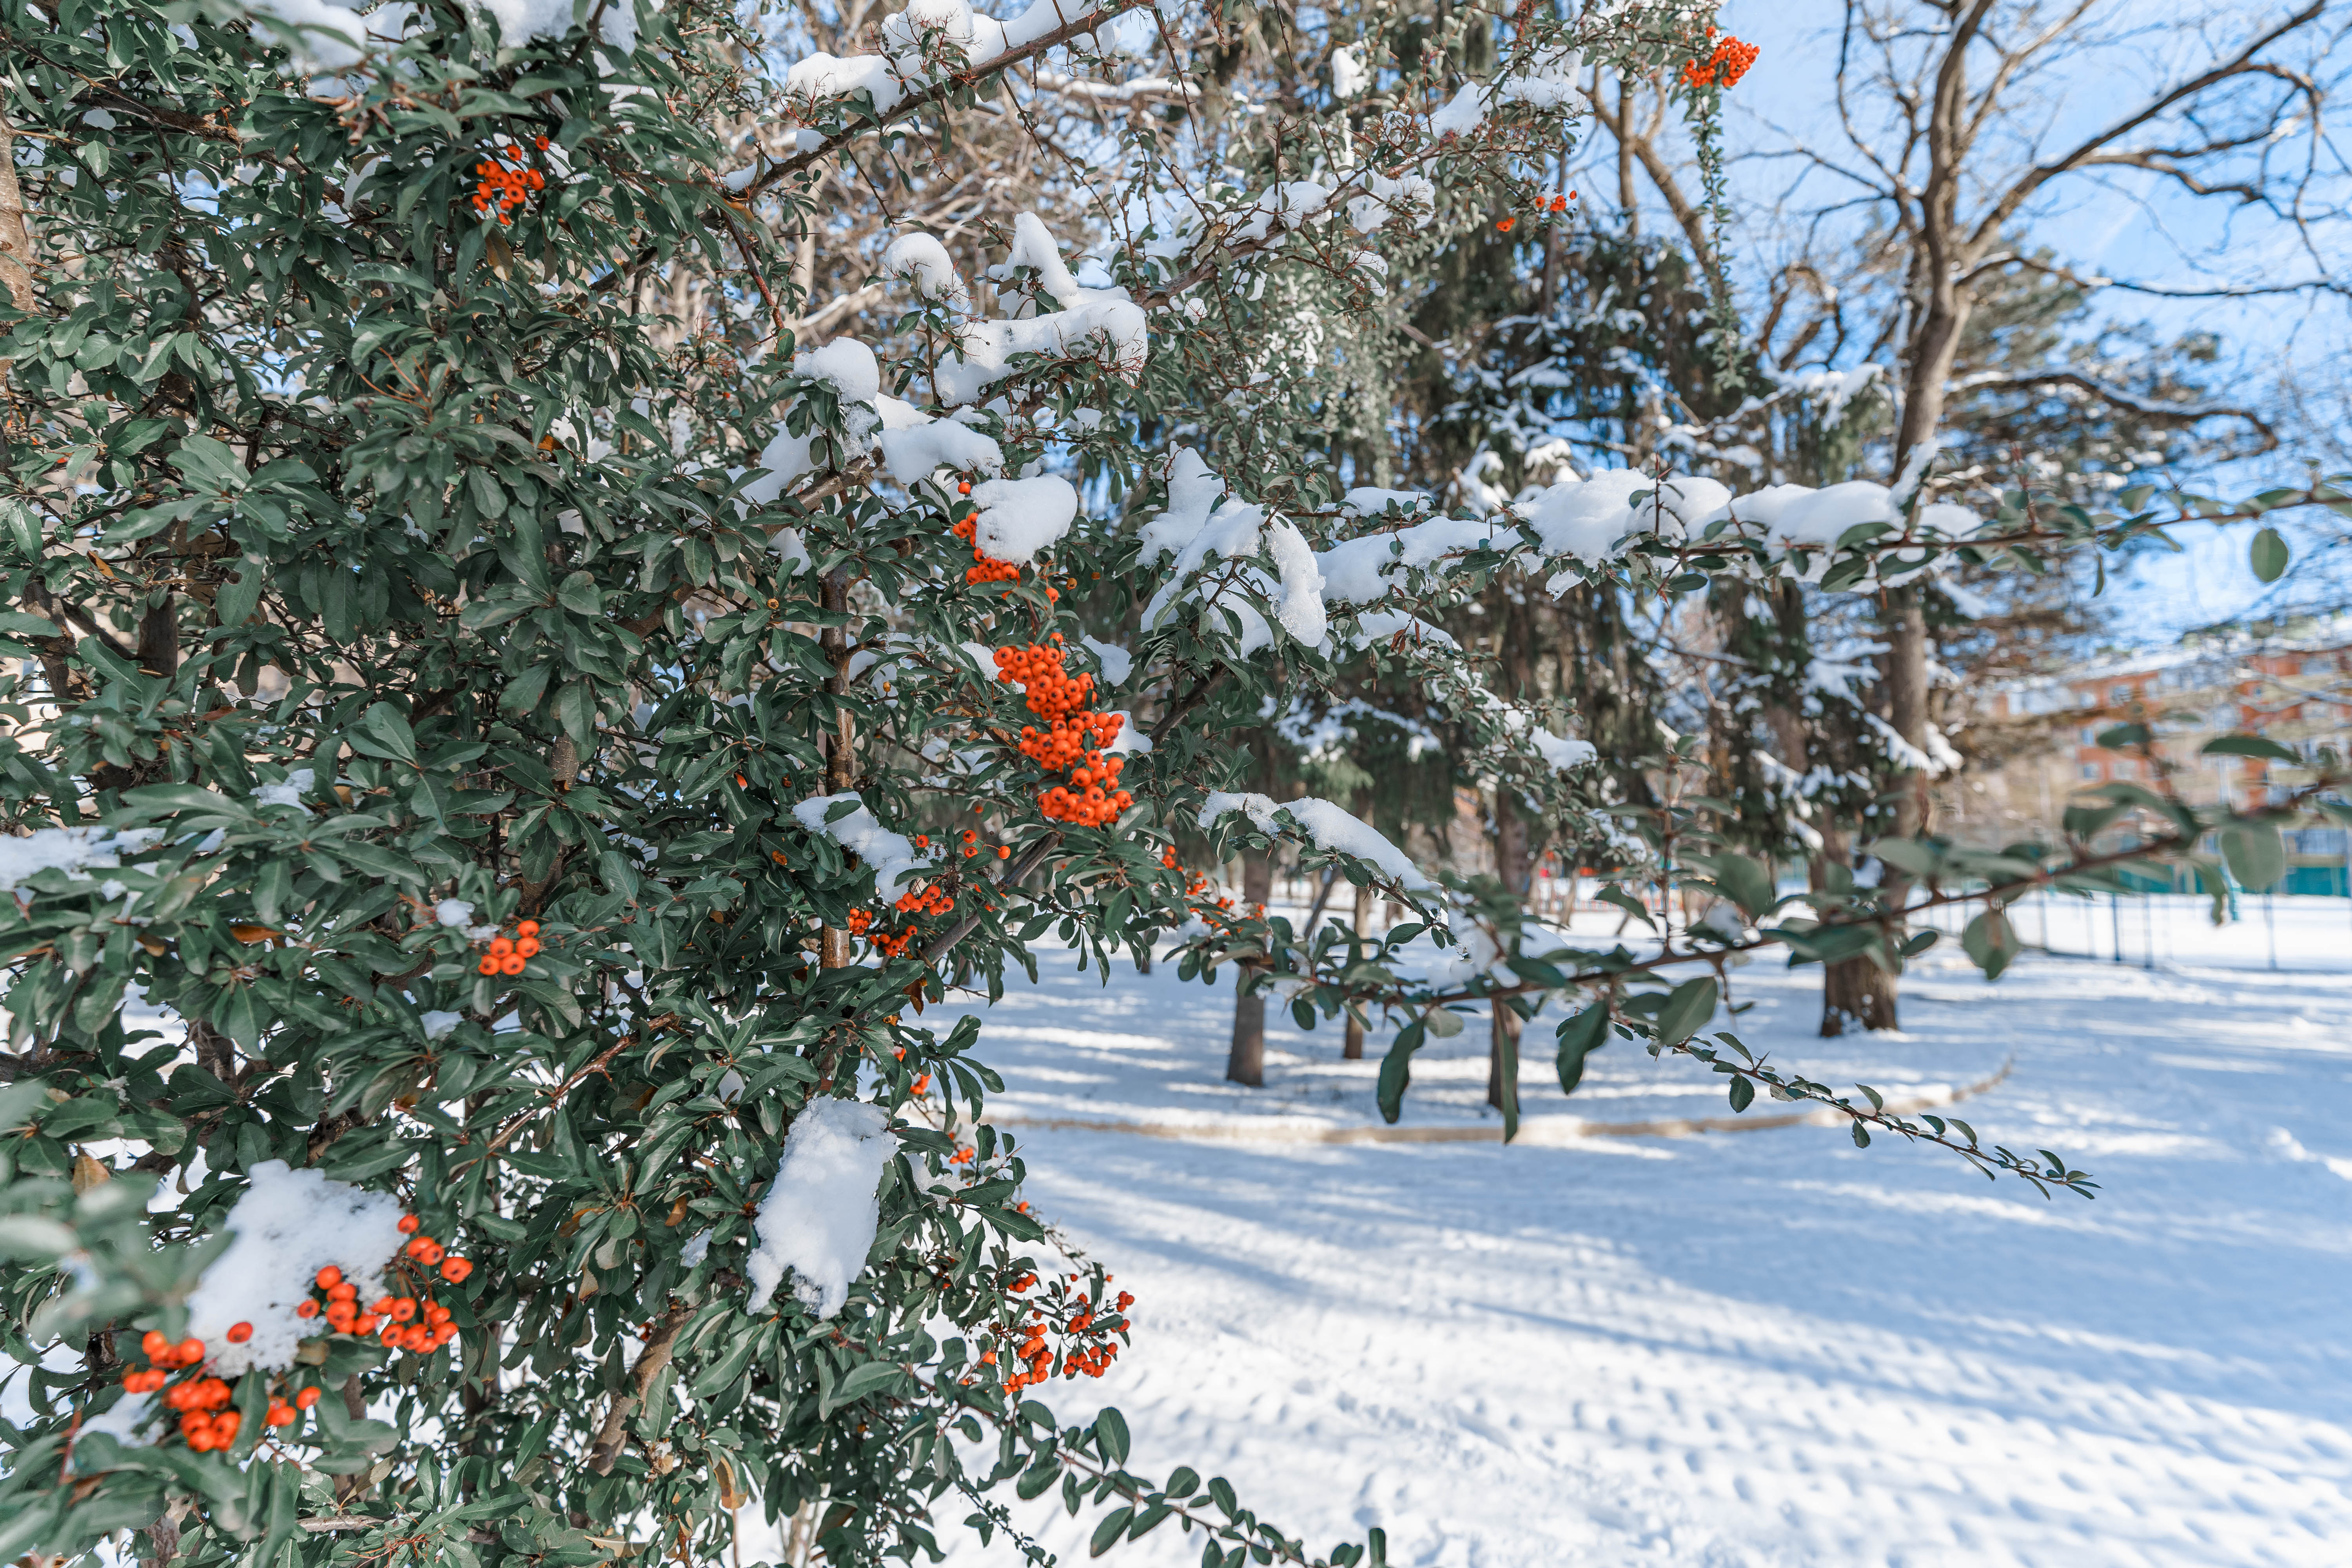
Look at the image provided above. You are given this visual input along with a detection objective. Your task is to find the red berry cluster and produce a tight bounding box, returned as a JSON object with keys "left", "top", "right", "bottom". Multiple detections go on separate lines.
{"left": 1682, "top": 29, "right": 1759, "bottom": 89}
{"left": 952, "top": 513, "right": 1024, "bottom": 588}
{"left": 471, "top": 135, "right": 550, "bottom": 224}
{"left": 995, "top": 642, "right": 1133, "bottom": 826}
{"left": 475, "top": 919, "right": 542, "bottom": 977}
{"left": 893, "top": 881, "right": 956, "bottom": 918}
{"left": 294, "top": 1219, "right": 469, "bottom": 1356}
{"left": 123, "top": 1330, "right": 323, "bottom": 1451}
{"left": 983, "top": 1273, "right": 1134, "bottom": 1395}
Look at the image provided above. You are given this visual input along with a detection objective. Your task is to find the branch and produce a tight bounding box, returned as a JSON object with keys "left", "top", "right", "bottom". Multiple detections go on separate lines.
{"left": 586, "top": 1305, "right": 690, "bottom": 1474}
{"left": 1952, "top": 368, "right": 2276, "bottom": 446}
{"left": 1969, "top": 1, "right": 2328, "bottom": 252}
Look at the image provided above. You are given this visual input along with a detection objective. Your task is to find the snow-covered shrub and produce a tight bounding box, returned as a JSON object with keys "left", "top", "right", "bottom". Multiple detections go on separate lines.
{"left": 4, "top": 0, "right": 2316, "bottom": 1562}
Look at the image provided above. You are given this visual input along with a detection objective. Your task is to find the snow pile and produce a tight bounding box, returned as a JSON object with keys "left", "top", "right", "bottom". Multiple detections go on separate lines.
{"left": 0, "top": 826, "right": 163, "bottom": 894}
{"left": 787, "top": 0, "right": 1103, "bottom": 113}
{"left": 1136, "top": 448, "right": 1227, "bottom": 563}
{"left": 1198, "top": 792, "right": 1434, "bottom": 891}
{"left": 1517, "top": 468, "right": 1671, "bottom": 562}
{"left": 793, "top": 793, "right": 932, "bottom": 900}
{"left": 1265, "top": 519, "right": 1329, "bottom": 645}
{"left": 1331, "top": 43, "right": 1368, "bottom": 98}
{"left": 1345, "top": 171, "right": 1437, "bottom": 233}
{"left": 1081, "top": 636, "right": 1132, "bottom": 684}
{"left": 1316, "top": 516, "right": 1508, "bottom": 606}
{"left": 250, "top": 0, "right": 632, "bottom": 67}
{"left": 936, "top": 216, "right": 1147, "bottom": 404}
{"left": 967, "top": 474, "right": 1078, "bottom": 563}
{"left": 1341, "top": 609, "right": 1458, "bottom": 651}
{"left": 874, "top": 396, "right": 1002, "bottom": 485}
{"left": 254, "top": 767, "right": 314, "bottom": 811}
{"left": 883, "top": 232, "right": 969, "bottom": 306}
{"left": 745, "top": 1097, "right": 897, "bottom": 1319}
{"left": 183, "top": 1160, "right": 408, "bottom": 1376}
{"left": 797, "top": 338, "right": 882, "bottom": 405}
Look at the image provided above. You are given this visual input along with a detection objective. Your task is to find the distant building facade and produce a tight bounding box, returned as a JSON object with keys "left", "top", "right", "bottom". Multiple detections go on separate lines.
{"left": 1956, "top": 620, "right": 2352, "bottom": 895}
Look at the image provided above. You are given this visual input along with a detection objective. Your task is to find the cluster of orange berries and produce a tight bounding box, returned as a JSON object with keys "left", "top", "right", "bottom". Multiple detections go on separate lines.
{"left": 951, "top": 514, "right": 1024, "bottom": 588}
{"left": 471, "top": 136, "right": 550, "bottom": 223}
{"left": 994, "top": 641, "right": 1134, "bottom": 827}
{"left": 985, "top": 1275, "right": 1135, "bottom": 1394}
{"left": 123, "top": 1331, "right": 324, "bottom": 1451}
{"left": 1682, "top": 29, "right": 1759, "bottom": 89}
{"left": 476, "top": 920, "right": 542, "bottom": 976}
{"left": 918, "top": 827, "right": 1012, "bottom": 862}
{"left": 949, "top": 479, "right": 1063, "bottom": 599}
{"left": 844, "top": 906, "right": 916, "bottom": 956}
{"left": 293, "top": 1221, "right": 469, "bottom": 1357}
{"left": 893, "top": 881, "right": 956, "bottom": 918}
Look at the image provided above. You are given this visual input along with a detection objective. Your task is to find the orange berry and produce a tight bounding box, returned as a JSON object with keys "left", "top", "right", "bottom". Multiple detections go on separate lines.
{"left": 176, "top": 1338, "right": 203, "bottom": 1365}
{"left": 477, "top": 956, "right": 499, "bottom": 975}
{"left": 440, "top": 1257, "right": 473, "bottom": 1283}
{"left": 296, "top": 1299, "right": 319, "bottom": 1319}
{"left": 295, "top": 1387, "right": 322, "bottom": 1410}
{"left": 516, "top": 936, "right": 540, "bottom": 956}
{"left": 142, "top": 1330, "right": 168, "bottom": 1360}
{"left": 225, "top": 1321, "right": 252, "bottom": 1344}
{"left": 500, "top": 953, "right": 526, "bottom": 975}
{"left": 315, "top": 1266, "right": 342, "bottom": 1289}
{"left": 517, "top": 920, "right": 540, "bottom": 937}
{"left": 398, "top": 1214, "right": 421, "bottom": 1234}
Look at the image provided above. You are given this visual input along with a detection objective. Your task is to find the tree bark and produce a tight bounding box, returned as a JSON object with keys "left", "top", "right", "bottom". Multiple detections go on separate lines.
{"left": 1489, "top": 786, "right": 1534, "bottom": 1108}
{"left": 818, "top": 568, "right": 856, "bottom": 971}
{"left": 1341, "top": 878, "right": 1372, "bottom": 1060}
{"left": 1225, "top": 849, "right": 1273, "bottom": 1087}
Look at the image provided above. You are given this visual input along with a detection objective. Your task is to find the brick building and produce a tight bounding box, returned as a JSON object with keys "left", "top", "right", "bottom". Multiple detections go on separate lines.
{"left": 1958, "top": 619, "right": 2352, "bottom": 894}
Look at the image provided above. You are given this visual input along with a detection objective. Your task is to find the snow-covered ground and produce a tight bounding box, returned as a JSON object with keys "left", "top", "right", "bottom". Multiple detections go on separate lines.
{"left": 900, "top": 919, "right": 2352, "bottom": 1567}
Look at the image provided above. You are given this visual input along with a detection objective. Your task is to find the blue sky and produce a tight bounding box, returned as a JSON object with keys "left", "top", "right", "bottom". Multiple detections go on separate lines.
{"left": 1651, "top": 0, "right": 2352, "bottom": 640}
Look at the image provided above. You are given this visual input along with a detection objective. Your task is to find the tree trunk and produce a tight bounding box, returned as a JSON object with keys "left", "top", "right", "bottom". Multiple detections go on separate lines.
{"left": 1489, "top": 786, "right": 1534, "bottom": 1107}
{"left": 1487, "top": 1002, "right": 1521, "bottom": 1112}
{"left": 1225, "top": 849, "right": 1274, "bottom": 1087}
{"left": 1342, "top": 878, "right": 1372, "bottom": 1060}
{"left": 1821, "top": 954, "right": 1898, "bottom": 1035}
{"left": 1817, "top": 822, "right": 1898, "bottom": 1035}
{"left": 818, "top": 568, "right": 857, "bottom": 971}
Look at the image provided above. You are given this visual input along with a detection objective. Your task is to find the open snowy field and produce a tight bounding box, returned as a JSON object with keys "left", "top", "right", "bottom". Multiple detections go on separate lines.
{"left": 886, "top": 915, "right": 2352, "bottom": 1568}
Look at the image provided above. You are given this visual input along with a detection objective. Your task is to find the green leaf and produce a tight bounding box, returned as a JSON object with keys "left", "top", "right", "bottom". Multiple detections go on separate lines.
{"left": 1960, "top": 908, "right": 2020, "bottom": 978}
{"left": 2250, "top": 526, "right": 2290, "bottom": 583}
{"left": 0, "top": 497, "right": 42, "bottom": 557}
{"left": 2201, "top": 733, "right": 2300, "bottom": 764}
{"left": 1093, "top": 1407, "right": 1130, "bottom": 1466}
{"left": 358, "top": 702, "right": 419, "bottom": 767}
{"left": 1652, "top": 976, "right": 1718, "bottom": 1047}
{"left": 2094, "top": 723, "right": 2148, "bottom": 750}
{"left": 1421, "top": 1004, "right": 1463, "bottom": 1039}
{"left": 1554, "top": 1003, "right": 1608, "bottom": 1097}
{"left": 1089, "top": 1509, "right": 1135, "bottom": 1558}
{"left": 2221, "top": 821, "right": 2285, "bottom": 892}
{"left": 1593, "top": 884, "right": 1655, "bottom": 931}
{"left": 1375, "top": 1020, "right": 1425, "bottom": 1124}
{"left": 1727, "top": 1075, "right": 1754, "bottom": 1113}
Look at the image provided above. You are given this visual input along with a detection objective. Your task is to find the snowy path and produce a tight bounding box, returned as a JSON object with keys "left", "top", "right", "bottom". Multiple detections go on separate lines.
{"left": 904, "top": 945, "right": 2352, "bottom": 1567}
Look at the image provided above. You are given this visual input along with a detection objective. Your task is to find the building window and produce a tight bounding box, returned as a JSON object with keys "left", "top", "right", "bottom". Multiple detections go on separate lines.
{"left": 2078, "top": 726, "right": 2096, "bottom": 746}
{"left": 2079, "top": 764, "right": 2100, "bottom": 780}
{"left": 2111, "top": 685, "right": 2133, "bottom": 704}
{"left": 2306, "top": 658, "right": 2334, "bottom": 677}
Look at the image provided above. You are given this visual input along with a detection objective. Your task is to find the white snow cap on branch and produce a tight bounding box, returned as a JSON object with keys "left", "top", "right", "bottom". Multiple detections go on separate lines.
{"left": 882, "top": 232, "right": 969, "bottom": 307}
{"left": 1198, "top": 793, "right": 1435, "bottom": 891}
{"left": 936, "top": 216, "right": 1147, "bottom": 404}
{"left": 0, "top": 826, "right": 162, "bottom": 894}
{"left": 793, "top": 793, "right": 933, "bottom": 899}
{"left": 967, "top": 474, "right": 1078, "bottom": 563}
{"left": 1331, "top": 42, "right": 1369, "bottom": 98}
{"left": 745, "top": 1097, "right": 897, "bottom": 1319}
{"left": 874, "top": 396, "right": 1003, "bottom": 485}
{"left": 183, "top": 1160, "right": 408, "bottom": 1376}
